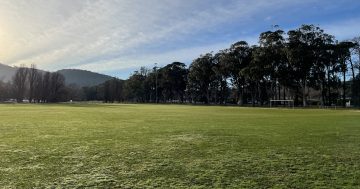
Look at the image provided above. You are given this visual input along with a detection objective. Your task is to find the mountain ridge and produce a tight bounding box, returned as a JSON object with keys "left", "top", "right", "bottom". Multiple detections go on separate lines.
{"left": 57, "top": 69, "right": 114, "bottom": 87}
{"left": 0, "top": 63, "right": 113, "bottom": 87}
{"left": 0, "top": 63, "right": 16, "bottom": 82}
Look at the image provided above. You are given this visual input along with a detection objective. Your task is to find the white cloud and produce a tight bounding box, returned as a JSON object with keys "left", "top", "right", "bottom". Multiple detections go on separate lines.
{"left": 73, "top": 34, "right": 260, "bottom": 74}
{"left": 0, "top": 0, "right": 357, "bottom": 76}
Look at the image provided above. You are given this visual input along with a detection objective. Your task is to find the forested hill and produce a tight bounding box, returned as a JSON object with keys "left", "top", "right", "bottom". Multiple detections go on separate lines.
{"left": 0, "top": 64, "right": 113, "bottom": 87}
{"left": 0, "top": 63, "right": 16, "bottom": 82}
{"left": 57, "top": 69, "right": 113, "bottom": 87}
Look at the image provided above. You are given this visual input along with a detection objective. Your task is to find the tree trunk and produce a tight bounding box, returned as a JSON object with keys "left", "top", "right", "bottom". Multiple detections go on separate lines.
{"left": 238, "top": 89, "right": 243, "bottom": 105}
{"left": 320, "top": 81, "right": 325, "bottom": 107}
{"left": 349, "top": 58, "right": 356, "bottom": 80}
{"left": 283, "top": 87, "right": 286, "bottom": 100}
{"left": 236, "top": 81, "right": 243, "bottom": 105}
{"left": 302, "top": 79, "right": 307, "bottom": 107}
{"left": 327, "top": 68, "right": 331, "bottom": 106}
{"left": 278, "top": 82, "right": 281, "bottom": 100}
{"left": 206, "top": 85, "right": 210, "bottom": 104}
{"left": 343, "top": 70, "right": 346, "bottom": 107}
{"left": 258, "top": 83, "right": 263, "bottom": 106}
{"left": 251, "top": 84, "right": 256, "bottom": 107}
{"left": 295, "top": 87, "right": 299, "bottom": 106}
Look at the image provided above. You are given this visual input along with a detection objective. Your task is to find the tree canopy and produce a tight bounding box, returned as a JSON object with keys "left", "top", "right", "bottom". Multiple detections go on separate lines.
{"left": 1, "top": 24, "right": 359, "bottom": 107}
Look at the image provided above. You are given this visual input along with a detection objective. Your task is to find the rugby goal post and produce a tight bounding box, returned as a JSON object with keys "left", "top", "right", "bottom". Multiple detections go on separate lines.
{"left": 270, "top": 100, "right": 294, "bottom": 109}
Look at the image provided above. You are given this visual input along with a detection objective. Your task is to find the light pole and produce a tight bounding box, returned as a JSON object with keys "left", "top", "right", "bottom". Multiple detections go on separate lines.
{"left": 155, "top": 63, "right": 158, "bottom": 103}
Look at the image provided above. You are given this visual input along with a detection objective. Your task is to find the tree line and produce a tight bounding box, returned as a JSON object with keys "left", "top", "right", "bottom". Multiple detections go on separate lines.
{"left": 0, "top": 64, "right": 68, "bottom": 103}
{"left": 1, "top": 24, "right": 359, "bottom": 107}
{"left": 89, "top": 25, "right": 359, "bottom": 107}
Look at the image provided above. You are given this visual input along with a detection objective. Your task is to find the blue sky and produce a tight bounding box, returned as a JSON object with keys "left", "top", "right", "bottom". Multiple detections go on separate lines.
{"left": 0, "top": 0, "right": 359, "bottom": 79}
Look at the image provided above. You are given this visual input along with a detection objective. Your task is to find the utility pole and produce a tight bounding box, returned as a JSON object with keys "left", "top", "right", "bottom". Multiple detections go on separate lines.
{"left": 155, "top": 63, "right": 158, "bottom": 103}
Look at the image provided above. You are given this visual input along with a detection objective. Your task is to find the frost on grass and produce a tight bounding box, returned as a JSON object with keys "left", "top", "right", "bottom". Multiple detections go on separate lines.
{"left": 48, "top": 168, "right": 117, "bottom": 188}
{"left": 171, "top": 134, "right": 204, "bottom": 142}
{"left": 152, "top": 134, "right": 204, "bottom": 144}
{"left": 0, "top": 164, "right": 45, "bottom": 173}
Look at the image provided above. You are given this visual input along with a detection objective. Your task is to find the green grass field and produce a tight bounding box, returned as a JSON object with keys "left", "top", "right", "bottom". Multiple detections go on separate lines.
{"left": 0, "top": 104, "right": 359, "bottom": 188}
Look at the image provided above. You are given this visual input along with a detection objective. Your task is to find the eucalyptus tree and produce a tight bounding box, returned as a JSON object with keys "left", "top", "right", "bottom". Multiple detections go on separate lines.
{"left": 257, "top": 29, "right": 287, "bottom": 100}
{"left": 351, "top": 37, "right": 360, "bottom": 106}
{"left": 42, "top": 72, "right": 51, "bottom": 102}
{"left": 306, "top": 31, "right": 335, "bottom": 106}
{"left": 286, "top": 24, "right": 331, "bottom": 106}
{"left": 144, "top": 70, "right": 157, "bottom": 103}
{"left": 336, "top": 41, "right": 356, "bottom": 107}
{"left": 103, "top": 78, "right": 124, "bottom": 103}
{"left": 0, "top": 81, "right": 4, "bottom": 101}
{"left": 28, "top": 64, "right": 40, "bottom": 103}
{"left": 125, "top": 67, "right": 149, "bottom": 102}
{"left": 221, "top": 41, "right": 252, "bottom": 105}
{"left": 187, "top": 53, "right": 215, "bottom": 104}
{"left": 0, "top": 81, "right": 11, "bottom": 101}
{"left": 12, "top": 65, "right": 28, "bottom": 103}
{"left": 49, "top": 72, "right": 66, "bottom": 102}
{"left": 159, "top": 62, "right": 188, "bottom": 102}
{"left": 244, "top": 45, "right": 270, "bottom": 105}
{"left": 351, "top": 37, "right": 360, "bottom": 76}
{"left": 34, "top": 71, "right": 43, "bottom": 102}
{"left": 213, "top": 51, "right": 230, "bottom": 104}
{"left": 352, "top": 74, "right": 360, "bottom": 107}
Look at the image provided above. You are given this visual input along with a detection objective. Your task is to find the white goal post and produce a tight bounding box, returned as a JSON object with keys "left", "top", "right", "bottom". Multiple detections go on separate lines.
{"left": 270, "top": 100, "right": 294, "bottom": 108}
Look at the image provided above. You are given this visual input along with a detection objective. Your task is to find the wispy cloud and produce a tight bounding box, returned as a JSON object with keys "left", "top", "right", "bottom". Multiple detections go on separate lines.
{"left": 322, "top": 18, "right": 360, "bottom": 40}
{"left": 0, "top": 0, "right": 359, "bottom": 78}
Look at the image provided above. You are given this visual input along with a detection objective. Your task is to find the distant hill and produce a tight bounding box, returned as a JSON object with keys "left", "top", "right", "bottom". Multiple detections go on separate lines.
{"left": 0, "top": 63, "right": 16, "bottom": 82}
{"left": 57, "top": 69, "right": 113, "bottom": 87}
{"left": 0, "top": 63, "right": 113, "bottom": 87}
